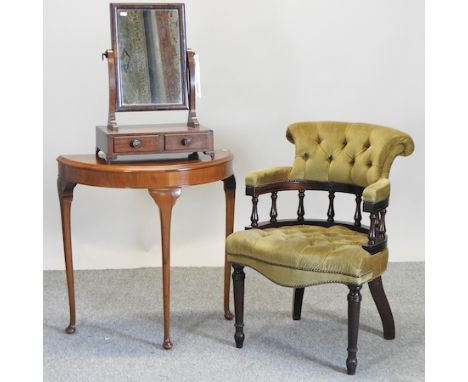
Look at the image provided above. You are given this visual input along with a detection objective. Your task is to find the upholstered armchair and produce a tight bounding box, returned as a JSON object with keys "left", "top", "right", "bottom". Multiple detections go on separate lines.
{"left": 226, "top": 121, "right": 414, "bottom": 375}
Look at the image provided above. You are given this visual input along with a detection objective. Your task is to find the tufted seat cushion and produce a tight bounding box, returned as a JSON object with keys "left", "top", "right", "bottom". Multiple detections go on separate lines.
{"left": 227, "top": 225, "right": 388, "bottom": 287}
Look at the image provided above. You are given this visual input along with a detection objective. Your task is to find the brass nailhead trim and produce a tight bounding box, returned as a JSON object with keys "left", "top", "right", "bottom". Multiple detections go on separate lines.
{"left": 227, "top": 252, "right": 373, "bottom": 278}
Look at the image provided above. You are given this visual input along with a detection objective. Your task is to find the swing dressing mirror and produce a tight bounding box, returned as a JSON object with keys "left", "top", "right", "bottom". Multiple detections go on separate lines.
{"left": 96, "top": 3, "right": 213, "bottom": 164}
{"left": 111, "top": 4, "right": 188, "bottom": 110}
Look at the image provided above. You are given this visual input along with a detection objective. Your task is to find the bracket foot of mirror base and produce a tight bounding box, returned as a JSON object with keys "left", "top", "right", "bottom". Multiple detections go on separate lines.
{"left": 203, "top": 151, "right": 215, "bottom": 160}
{"left": 96, "top": 149, "right": 116, "bottom": 164}
{"left": 187, "top": 118, "right": 200, "bottom": 128}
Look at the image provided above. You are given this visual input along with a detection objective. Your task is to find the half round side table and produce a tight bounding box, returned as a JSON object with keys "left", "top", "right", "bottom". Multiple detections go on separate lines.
{"left": 57, "top": 150, "right": 235, "bottom": 349}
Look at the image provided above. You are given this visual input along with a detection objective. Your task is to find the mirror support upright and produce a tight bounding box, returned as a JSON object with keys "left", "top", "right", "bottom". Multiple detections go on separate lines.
{"left": 186, "top": 49, "right": 199, "bottom": 128}
{"left": 103, "top": 49, "right": 118, "bottom": 131}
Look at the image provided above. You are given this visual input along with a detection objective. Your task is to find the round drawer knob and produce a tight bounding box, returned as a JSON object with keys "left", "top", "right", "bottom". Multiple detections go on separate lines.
{"left": 181, "top": 137, "right": 192, "bottom": 146}
{"left": 131, "top": 139, "right": 141, "bottom": 148}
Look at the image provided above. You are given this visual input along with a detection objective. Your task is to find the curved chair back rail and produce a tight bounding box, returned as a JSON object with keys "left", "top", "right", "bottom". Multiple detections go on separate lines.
{"left": 246, "top": 179, "right": 365, "bottom": 196}
{"left": 245, "top": 179, "right": 387, "bottom": 255}
{"left": 250, "top": 219, "right": 369, "bottom": 233}
{"left": 246, "top": 179, "right": 366, "bottom": 229}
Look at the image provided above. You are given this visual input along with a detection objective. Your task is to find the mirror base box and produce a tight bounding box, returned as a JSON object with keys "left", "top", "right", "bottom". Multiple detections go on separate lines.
{"left": 96, "top": 124, "right": 213, "bottom": 163}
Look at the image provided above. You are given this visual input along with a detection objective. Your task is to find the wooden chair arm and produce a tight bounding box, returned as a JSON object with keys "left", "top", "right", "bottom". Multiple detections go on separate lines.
{"left": 362, "top": 202, "right": 388, "bottom": 254}
{"left": 245, "top": 179, "right": 389, "bottom": 255}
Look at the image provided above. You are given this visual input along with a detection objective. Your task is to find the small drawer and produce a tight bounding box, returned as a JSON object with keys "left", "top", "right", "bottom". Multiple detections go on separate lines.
{"left": 113, "top": 135, "right": 160, "bottom": 154}
{"left": 164, "top": 133, "right": 210, "bottom": 151}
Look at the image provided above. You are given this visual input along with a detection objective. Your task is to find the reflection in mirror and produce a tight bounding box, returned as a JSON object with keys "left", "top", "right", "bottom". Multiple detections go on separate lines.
{"left": 116, "top": 8, "right": 184, "bottom": 107}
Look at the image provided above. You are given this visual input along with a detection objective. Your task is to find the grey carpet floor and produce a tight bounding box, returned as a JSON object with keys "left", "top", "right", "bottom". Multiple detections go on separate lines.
{"left": 44, "top": 263, "right": 424, "bottom": 381}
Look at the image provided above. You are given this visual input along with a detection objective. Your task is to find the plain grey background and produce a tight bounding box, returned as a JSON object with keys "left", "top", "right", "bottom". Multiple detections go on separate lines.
{"left": 44, "top": 0, "right": 424, "bottom": 269}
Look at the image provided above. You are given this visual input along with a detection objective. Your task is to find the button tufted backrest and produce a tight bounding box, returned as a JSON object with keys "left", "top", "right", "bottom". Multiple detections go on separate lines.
{"left": 286, "top": 121, "right": 414, "bottom": 187}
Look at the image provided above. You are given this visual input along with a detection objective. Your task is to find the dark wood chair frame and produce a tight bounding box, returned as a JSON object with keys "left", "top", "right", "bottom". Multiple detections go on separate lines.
{"left": 231, "top": 180, "right": 395, "bottom": 375}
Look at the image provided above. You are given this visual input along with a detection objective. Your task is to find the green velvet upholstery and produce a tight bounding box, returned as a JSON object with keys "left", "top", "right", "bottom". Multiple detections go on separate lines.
{"left": 286, "top": 121, "right": 414, "bottom": 187}
{"left": 363, "top": 178, "right": 390, "bottom": 203}
{"left": 227, "top": 225, "right": 388, "bottom": 287}
{"left": 245, "top": 166, "right": 292, "bottom": 187}
{"left": 228, "top": 121, "right": 414, "bottom": 287}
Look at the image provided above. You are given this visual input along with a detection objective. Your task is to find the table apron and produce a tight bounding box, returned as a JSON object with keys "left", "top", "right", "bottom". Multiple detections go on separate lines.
{"left": 58, "top": 161, "right": 233, "bottom": 188}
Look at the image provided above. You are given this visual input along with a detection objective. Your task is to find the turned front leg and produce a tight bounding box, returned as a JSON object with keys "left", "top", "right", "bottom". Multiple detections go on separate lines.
{"left": 292, "top": 288, "right": 305, "bottom": 320}
{"left": 149, "top": 187, "right": 181, "bottom": 350}
{"left": 57, "top": 177, "right": 77, "bottom": 334}
{"left": 223, "top": 175, "right": 236, "bottom": 320}
{"left": 347, "top": 285, "right": 362, "bottom": 375}
{"left": 232, "top": 264, "right": 245, "bottom": 348}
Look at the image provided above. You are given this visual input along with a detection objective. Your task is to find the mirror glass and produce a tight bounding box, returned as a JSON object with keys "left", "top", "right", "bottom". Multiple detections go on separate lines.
{"left": 112, "top": 4, "right": 187, "bottom": 110}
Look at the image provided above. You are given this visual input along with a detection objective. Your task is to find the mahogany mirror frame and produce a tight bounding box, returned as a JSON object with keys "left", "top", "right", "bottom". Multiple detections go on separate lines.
{"left": 110, "top": 2, "right": 189, "bottom": 113}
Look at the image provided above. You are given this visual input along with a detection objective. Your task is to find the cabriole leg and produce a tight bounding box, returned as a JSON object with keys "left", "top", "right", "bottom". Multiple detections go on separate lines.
{"left": 57, "top": 177, "right": 77, "bottom": 334}
{"left": 148, "top": 187, "right": 181, "bottom": 350}
{"left": 223, "top": 175, "right": 236, "bottom": 320}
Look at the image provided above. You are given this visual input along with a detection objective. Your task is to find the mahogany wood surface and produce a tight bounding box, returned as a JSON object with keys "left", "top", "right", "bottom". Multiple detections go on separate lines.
{"left": 99, "top": 123, "right": 211, "bottom": 135}
{"left": 113, "top": 134, "right": 160, "bottom": 154}
{"left": 148, "top": 188, "right": 181, "bottom": 350}
{"left": 164, "top": 132, "right": 210, "bottom": 151}
{"left": 96, "top": 125, "right": 214, "bottom": 163}
{"left": 232, "top": 264, "right": 245, "bottom": 348}
{"left": 368, "top": 276, "right": 395, "bottom": 340}
{"left": 57, "top": 178, "right": 77, "bottom": 334}
{"left": 103, "top": 49, "right": 117, "bottom": 129}
{"left": 57, "top": 150, "right": 235, "bottom": 348}
{"left": 186, "top": 49, "right": 199, "bottom": 127}
{"left": 223, "top": 175, "right": 236, "bottom": 320}
{"left": 292, "top": 287, "right": 305, "bottom": 320}
{"left": 347, "top": 284, "right": 362, "bottom": 375}
{"left": 297, "top": 190, "right": 305, "bottom": 222}
{"left": 58, "top": 150, "right": 231, "bottom": 189}
{"left": 269, "top": 191, "right": 278, "bottom": 223}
